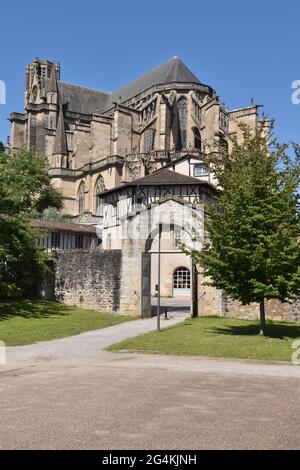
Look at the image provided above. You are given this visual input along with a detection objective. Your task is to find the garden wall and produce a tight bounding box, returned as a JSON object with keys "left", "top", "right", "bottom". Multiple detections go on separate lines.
{"left": 39, "top": 250, "right": 123, "bottom": 313}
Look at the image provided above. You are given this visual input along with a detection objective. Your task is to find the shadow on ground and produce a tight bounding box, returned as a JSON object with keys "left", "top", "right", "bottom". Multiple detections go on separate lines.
{"left": 151, "top": 305, "right": 190, "bottom": 317}
{"left": 0, "top": 300, "right": 72, "bottom": 321}
{"left": 211, "top": 322, "right": 300, "bottom": 339}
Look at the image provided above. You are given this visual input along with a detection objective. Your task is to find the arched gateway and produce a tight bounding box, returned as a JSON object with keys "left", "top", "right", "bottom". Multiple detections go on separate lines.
{"left": 97, "top": 169, "right": 209, "bottom": 317}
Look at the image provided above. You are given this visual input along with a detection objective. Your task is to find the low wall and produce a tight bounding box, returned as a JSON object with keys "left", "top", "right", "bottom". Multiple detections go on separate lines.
{"left": 39, "top": 250, "right": 123, "bottom": 313}
{"left": 226, "top": 298, "right": 300, "bottom": 323}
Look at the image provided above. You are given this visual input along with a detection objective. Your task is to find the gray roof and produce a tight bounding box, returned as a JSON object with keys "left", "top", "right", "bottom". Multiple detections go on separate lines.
{"left": 57, "top": 82, "right": 111, "bottom": 115}
{"left": 104, "top": 57, "right": 201, "bottom": 110}
{"left": 31, "top": 219, "right": 96, "bottom": 233}
{"left": 47, "top": 57, "right": 202, "bottom": 115}
{"left": 99, "top": 169, "right": 214, "bottom": 196}
{"left": 131, "top": 169, "right": 204, "bottom": 185}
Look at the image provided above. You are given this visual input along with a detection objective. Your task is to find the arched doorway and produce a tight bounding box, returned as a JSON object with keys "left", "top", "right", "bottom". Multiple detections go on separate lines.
{"left": 142, "top": 221, "right": 196, "bottom": 318}
{"left": 173, "top": 267, "right": 191, "bottom": 297}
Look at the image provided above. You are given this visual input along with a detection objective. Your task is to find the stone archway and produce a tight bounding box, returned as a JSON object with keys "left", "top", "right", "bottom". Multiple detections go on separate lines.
{"left": 119, "top": 199, "right": 203, "bottom": 318}
{"left": 142, "top": 221, "right": 197, "bottom": 318}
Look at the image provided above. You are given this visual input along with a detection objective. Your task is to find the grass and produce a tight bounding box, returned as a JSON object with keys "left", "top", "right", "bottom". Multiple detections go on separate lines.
{"left": 108, "top": 316, "right": 300, "bottom": 362}
{"left": 0, "top": 299, "right": 133, "bottom": 346}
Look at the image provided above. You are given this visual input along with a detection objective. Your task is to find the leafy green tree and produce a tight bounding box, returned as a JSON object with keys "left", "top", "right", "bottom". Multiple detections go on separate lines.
{"left": 0, "top": 147, "right": 63, "bottom": 297}
{"left": 0, "top": 141, "right": 5, "bottom": 154}
{"left": 190, "top": 124, "right": 300, "bottom": 335}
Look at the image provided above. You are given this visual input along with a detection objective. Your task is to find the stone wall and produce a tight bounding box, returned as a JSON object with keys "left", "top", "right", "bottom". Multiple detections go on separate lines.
{"left": 39, "top": 250, "right": 123, "bottom": 313}
{"left": 226, "top": 297, "right": 300, "bottom": 323}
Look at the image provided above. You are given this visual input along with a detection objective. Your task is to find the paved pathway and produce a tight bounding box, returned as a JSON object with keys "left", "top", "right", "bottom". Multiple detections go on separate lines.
{"left": 5, "top": 316, "right": 183, "bottom": 366}
{"left": 1, "top": 316, "right": 300, "bottom": 449}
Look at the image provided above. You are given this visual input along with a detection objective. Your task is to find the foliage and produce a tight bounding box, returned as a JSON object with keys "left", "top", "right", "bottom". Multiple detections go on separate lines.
{"left": 188, "top": 123, "right": 300, "bottom": 334}
{"left": 0, "top": 147, "right": 63, "bottom": 297}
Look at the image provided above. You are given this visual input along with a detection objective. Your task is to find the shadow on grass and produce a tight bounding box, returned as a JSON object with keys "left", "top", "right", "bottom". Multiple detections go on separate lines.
{"left": 0, "top": 299, "right": 72, "bottom": 321}
{"left": 211, "top": 322, "right": 300, "bottom": 340}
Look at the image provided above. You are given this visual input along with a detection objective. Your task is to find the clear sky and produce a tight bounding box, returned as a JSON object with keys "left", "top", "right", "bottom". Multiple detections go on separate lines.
{"left": 0, "top": 0, "right": 299, "bottom": 149}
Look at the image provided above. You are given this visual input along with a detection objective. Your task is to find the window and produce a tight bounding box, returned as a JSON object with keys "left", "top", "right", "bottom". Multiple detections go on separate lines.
{"left": 173, "top": 267, "right": 191, "bottom": 292}
{"left": 75, "top": 234, "right": 83, "bottom": 249}
{"left": 177, "top": 97, "right": 187, "bottom": 150}
{"left": 144, "top": 129, "right": 155, "bottom": 152}
{"left": 77, "top": 182, "right": 86, "bottom": 216}
{"left": 193, "top": 127, "right": 202, "bottom": 150}
{"left": 194, "top": 163, "right": 209, "bottom": 177}
{"left": 95, "top": 175, "right": 105, "bottom": 215}
{"left": 51, "top": 232, "right": 60, "bottom": 248}
{"left": 173, "top": 227, "right": 182, "bottom": 248}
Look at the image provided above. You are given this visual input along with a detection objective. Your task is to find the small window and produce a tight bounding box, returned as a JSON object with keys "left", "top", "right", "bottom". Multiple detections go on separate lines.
{"left": 51, "top": 232, "right": 60, "bottom": 248}
{"left": 75, "top": 234, "right": 83, "bottom": 249}
{"left": 173, "top": 267, "right": 191, "bottom": 290}
{"left": 77, "top": 182, "right": 85, "bottom": 216}
{"left": 173, "top": 227, "right": 182, "bottom": 248}
{"left": 194, "top": 163, "right": 209, "bottom": 177}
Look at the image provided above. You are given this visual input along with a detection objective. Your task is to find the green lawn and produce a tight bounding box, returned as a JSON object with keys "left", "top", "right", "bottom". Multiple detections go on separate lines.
{"left": 0, "top": 300, "right": 133, "bottom": 346}
{"left": 108, "top": 316, "right": 300, "bottom": 362}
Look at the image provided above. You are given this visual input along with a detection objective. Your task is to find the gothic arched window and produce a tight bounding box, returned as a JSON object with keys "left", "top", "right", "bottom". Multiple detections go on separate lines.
{"left": 94, "top": 175, "right": 106, "bottom": 215}
{"left": 77, "top": 182, "right": 86, "bottom": 216}
{"left": 193, "top": 127, "right": 202, "bottom": 150}
{"left": 177, "top": 97, "right": 187, "bottom": 150}
{"left": 144, "top": 129, "right": 155, "bottom": 152}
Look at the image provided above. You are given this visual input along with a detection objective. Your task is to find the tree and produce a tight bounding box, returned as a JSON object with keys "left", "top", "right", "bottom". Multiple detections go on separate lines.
{"left": 0, "top": 141, "right": 5, "bottom": 154}
{"left": 189, "top": 123, "right": 300, "bottom": 335}
{"left": 0, "top": 147, "right": 63, "bottom": 297}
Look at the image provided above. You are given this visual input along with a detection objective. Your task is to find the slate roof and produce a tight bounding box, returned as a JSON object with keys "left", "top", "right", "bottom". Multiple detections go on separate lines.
{"left": 104, "top": 57, "right": 201, "bottom": 110}
{"left": 132, "top": 169, "right": 204, "bottom": 186}
{"left": 31, "top": 219, "right": 97, "bottom": 233}
{"left": 99, "top": 169, "right": 214, "bottom": 196}
{"left": 44, "top": 57, "right": 202, "bottom": 115}
{"left": 57, "top": 82, "right": 111, "bottom": 115}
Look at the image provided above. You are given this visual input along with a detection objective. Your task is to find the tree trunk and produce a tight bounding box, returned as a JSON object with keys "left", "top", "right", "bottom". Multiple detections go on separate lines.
{"left": 259, "top": 299, "right": 266, "bottom": 336}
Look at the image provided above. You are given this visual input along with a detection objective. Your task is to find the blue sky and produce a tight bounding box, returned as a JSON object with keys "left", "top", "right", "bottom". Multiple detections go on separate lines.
{"left": 0, "top": 0, "right": 299, "bottom": 149}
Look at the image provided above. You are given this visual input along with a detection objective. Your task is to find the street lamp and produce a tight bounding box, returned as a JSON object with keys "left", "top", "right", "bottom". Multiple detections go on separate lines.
{"left": 157, "top": 223, "right": 162, "bottom": 332}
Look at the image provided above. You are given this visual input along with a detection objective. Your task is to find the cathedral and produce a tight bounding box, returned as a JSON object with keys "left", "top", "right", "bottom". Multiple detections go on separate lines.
{"left": 9, "top": 57, "right": 300, "bottom": 321}
{"left": 9, "top": 57, "right": 260, "bottom": 224}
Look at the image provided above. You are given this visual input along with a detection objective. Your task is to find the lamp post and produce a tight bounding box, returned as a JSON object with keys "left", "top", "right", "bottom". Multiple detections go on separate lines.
{"left": 157, "top": 223, "right": 162, "bottom": 332}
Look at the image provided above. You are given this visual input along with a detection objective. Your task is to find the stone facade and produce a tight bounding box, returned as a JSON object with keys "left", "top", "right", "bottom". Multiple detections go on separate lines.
{"left": 40, "top": 250, "right": 123, "bottom": 313}
{"left": 9, "top": 57, "right": 261, "bottom": 221}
